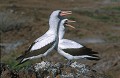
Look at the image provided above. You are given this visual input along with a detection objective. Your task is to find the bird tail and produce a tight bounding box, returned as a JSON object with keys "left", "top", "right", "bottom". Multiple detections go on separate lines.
{"left": 16, "top": 52, "right": 29, "bottom": 66}
{"left": 16, "top": 42, "right": 35, "bottom": 66}
{"left": 16, "top": 58, "right": 29, "bottom": 66}
{"left": 81, "top": 47, "right": 100, "bottom": 61}
{"left": 16, "top": 55, "right": 24, "bottom": 61}
{"left": 85, "top": 54, "right": 100, "bottom": 61}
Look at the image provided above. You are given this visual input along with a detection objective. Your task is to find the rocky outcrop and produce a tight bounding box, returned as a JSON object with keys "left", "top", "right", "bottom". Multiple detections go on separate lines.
{"left": 0, "top": 61, "right": 109, "bottom": 78}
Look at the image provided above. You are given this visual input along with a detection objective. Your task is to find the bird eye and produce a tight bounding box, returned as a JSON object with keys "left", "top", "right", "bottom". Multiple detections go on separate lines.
{"left": 58, "top": 12, "right": 62, "bottom": 17}
{"left": 59, "top": 12, "right": 61, "bottom": 15}
{"left": 64, "top": 20, "right": 68, "bottom": 24}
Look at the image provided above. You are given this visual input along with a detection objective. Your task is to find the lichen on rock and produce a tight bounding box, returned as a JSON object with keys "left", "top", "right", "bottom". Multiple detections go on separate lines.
{"left": 0, "top": 62, "right": 109, "bottom": 78}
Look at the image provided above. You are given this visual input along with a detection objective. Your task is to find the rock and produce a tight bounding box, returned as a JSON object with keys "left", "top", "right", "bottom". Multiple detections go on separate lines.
{"left": 18, "top": 69, "right": 36, "bottom": 78}
{"left": 0, "top": 63, "right": 18, "bottom": 78}
{"left": 0, "top": 62, "right": 109, "bottom": 78}
{"left": 34, "top": 61, "right": 109, "bottom": 78}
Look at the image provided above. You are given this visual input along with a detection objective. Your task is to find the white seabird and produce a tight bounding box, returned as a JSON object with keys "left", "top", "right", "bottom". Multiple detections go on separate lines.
{"left": 16, "top": 10, "right": 72, "bottom": 65}
{"left": 57, "top": 19, "right": 100, "bottom": 64}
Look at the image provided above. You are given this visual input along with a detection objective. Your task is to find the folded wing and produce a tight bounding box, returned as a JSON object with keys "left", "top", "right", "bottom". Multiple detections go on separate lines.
{"left": 58, "top": 39, "right": 100, "bottom": 60}
{"left": 16, "top": 34, "right": 56, "bottom": 65}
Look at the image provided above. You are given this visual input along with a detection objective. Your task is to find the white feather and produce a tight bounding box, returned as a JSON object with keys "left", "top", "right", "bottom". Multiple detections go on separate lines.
{"left": 58, "top": 19, "right": 83, "bottom": 49}
{"left": 58, "top": 48, "right": 74, "bottom": 60}
{"left": 30, "top": 33, "right": 55, "bottom": 51}
{"left": 59, "top": 39, "right": 83, "bottom": 49}
{"left": 30, "top": 10, "right": 61, "bottom": 51}
{"left": 57, "top": 19, "right": 86, "bottom": 60}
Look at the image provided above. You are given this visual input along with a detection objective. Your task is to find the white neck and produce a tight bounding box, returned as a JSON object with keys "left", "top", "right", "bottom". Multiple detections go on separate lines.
{"left": 48, "top": 15, "right": 60, "bottom": 34}
{"left": 59, "top": 25, "right": 65, "bottom": 40}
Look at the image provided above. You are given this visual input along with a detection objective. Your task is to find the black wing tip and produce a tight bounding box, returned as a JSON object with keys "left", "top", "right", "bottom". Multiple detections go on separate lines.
{"left": 16, "top": 55, "right": 23, "bottom": 61}
{"left": 86, "top": 55, "right": 101, "bottom": 61}
{"left": 84, "top": 46, "right": 92, "bottom": 50}
{"left": 84, "top": 46, "right": 99, "bottom": 54}
{"left": 16, "top": 51, "right": 27, "bottom": 61}
{"left": 15, "top": 62, "right": 22, "bottom": 66}
{"left": 89, "top": 51, "right": 98, "bottom": 55}
{"left": 16, "top": 59, "right": 29, "bottom": 66}
{"left": 86, "top": 57, "right": 100, "bottom": 61}
{"left": 16, "top": 47, "right": 31, "bottom": 61}
{"left": 89, "top": 54, "right": 99, "bottom": 57}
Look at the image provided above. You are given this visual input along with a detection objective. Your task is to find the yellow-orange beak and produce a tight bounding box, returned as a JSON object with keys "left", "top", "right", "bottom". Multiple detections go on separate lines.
{"left": 65, "top": 20, "right": 76, "bottom": 29}
{"left": 60, "top": 11, "right": 72, "bottom": 16}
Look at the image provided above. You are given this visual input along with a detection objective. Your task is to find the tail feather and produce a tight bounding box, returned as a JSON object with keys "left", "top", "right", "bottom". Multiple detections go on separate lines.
{"left": 16, "top": 59, "right": 29, "bottom": 66}
{"left": 16, "top": 50, "right": 28, "bottom": 61}
{"left": 90, "top": 51, "right": 98, "bottom": 54}
{"left": 16, "top": 42, "right": 35, "bottom": 66}
{"left": 84, "top": 47, "right": 98, "bottom": 55}
{"left": 86, "top": 57, "right": 100, "bottom": 60}
{"left": 82, "top": 47, "right": 100, "bottom": 61}
{"left": 16, "top": 55, "right": 24, "bottom": 61}
{"left": 85, "top": 54, "right": 100, "bottom": 61}
{"left": 89, "top": 54, "right": 99, "bottom": 58}
{"left": 16, "top": 52, "right": 28, "bottom": 66}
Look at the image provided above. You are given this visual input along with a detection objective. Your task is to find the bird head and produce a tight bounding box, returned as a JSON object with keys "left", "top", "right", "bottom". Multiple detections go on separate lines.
{"left": 61, "top": 19, "right": 76, "bottom": 29}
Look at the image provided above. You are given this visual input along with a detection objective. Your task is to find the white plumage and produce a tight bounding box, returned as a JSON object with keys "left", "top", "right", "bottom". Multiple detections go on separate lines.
{"left": 31, "top": 34, "right": 56, "bottom": 51}
{"left": 58, "top": 19, "right": 99, "bottom": 61}
{"left": 16, "top": 10, "right": 72, "bottom": 65}
{"left": 16, "top": 10, "right": 61, "bottom": 65}
{"left": 59, "top": 39, "right": 83, "bottom": 49}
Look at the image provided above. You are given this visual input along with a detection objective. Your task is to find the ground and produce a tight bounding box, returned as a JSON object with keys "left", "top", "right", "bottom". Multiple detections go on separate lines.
{"left": 0, "top": 0, "right": 120, "bottom": 78}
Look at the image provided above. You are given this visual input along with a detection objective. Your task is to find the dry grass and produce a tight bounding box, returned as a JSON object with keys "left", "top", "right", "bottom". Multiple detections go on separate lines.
{"left": 0, "top": 11, "right": 32, "bottom": 32}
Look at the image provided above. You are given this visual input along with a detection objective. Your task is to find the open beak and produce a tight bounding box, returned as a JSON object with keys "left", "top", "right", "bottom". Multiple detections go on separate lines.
{"left": 65, "top": 20, "right": 76, "bottom": 29}
{"left": 60, "top": 11, "right": 72, "bottom": 16}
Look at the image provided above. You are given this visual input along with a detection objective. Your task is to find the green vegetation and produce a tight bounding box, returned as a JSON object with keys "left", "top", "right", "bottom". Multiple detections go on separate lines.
{"left": 92, "top": 14, "right": 110, "bottom": 22}
{"left": 1, "top": 51, "right": 32, "bottom": 70}
{"left": 107, "top": 36, "right": 120, "bottom": 42}
{"left": 102, "top": 6, "right": 120, "bottom": 11}
{"left": 111, "top": 0, "right": 120, "bottom": 2}
{"left": 105, "top": 32, "right": 120, "bottom": 42}
{"left": 77, "top": 6, "right": 120, "bottom": 24}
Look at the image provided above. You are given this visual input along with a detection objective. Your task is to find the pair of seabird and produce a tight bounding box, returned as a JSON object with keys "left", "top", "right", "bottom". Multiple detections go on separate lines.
{"left": 16, "top": 10, "right": 99, "bottom": 65}
{"left": 16, "top": 10, "right": 72, "bottom": 65}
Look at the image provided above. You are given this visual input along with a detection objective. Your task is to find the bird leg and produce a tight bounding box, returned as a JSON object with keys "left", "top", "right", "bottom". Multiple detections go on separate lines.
{"left": 41, "top": 57, "right": 43, "bottom": 61}
{"left": 66, "top": 60, "right": 72, "bottom": 67}
{"left": 66, "top": 60, "right": 76, "bottom": 76}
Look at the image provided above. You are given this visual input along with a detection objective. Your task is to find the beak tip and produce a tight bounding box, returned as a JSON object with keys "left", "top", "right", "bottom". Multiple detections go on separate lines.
{"left": 60, "top": 11, "right": 72, "bottom": 16}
